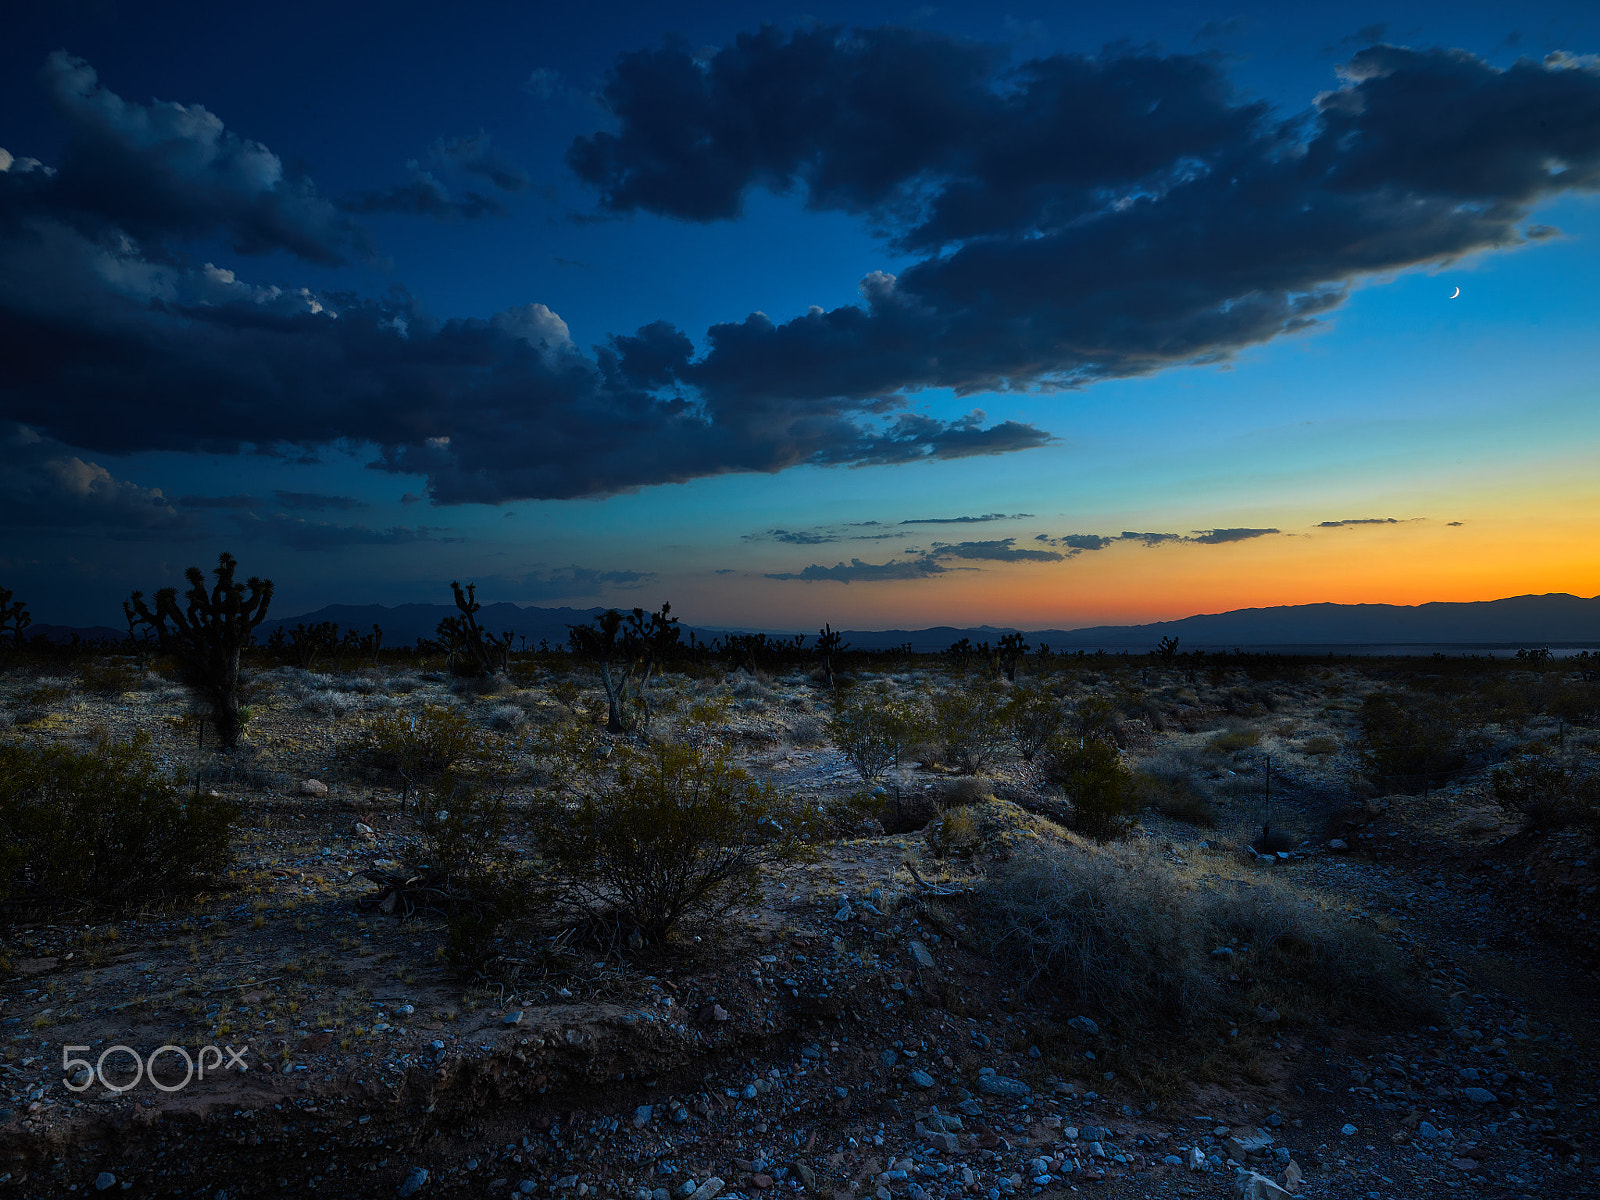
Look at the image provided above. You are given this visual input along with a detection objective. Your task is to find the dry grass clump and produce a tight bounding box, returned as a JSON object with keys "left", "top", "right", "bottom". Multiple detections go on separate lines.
{"left": 1204, "top": 726, "right": 1261, "bottom": 756}
{"left": 973, "top": 838, "right": 1431, "bottom": 1032}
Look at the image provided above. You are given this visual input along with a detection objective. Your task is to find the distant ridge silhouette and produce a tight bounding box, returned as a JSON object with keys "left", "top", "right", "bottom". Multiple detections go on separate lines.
{"left": 27, "top": 593, "right": 1600, "bottom": 653}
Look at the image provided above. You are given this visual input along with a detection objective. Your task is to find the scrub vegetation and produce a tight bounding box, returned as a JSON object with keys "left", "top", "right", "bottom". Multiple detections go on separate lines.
{"left": 2, "top": 577, "right": 1598, "bottom": 1192}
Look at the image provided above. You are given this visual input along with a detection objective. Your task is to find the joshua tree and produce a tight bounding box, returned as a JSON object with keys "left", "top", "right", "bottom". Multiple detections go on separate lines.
{"left": 436, "top": 581, "right": 514, "bottom": 677}
{"left": 0, "top": 586, "right": 30, "bottom": 651}
{"left": 568, "top": 603, "right": 680, "bottom": 735}
{"left": 996, "top": 632, "right": 1029, "bottom": 682}
{"left": 815, "top": 623, "right": 846, "bottom": 688}
{"left": 125, "top": 552, "right": 273, "bottom": 750}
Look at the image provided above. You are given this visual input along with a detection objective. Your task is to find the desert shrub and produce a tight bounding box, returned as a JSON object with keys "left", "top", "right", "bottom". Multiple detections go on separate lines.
{"left": 0, "top": 732, "right": 237, "bottom": 912}
{"left": 931, "top": 682, "right": 1010, "bottom": 774}
{"left": 1204, "top": 726, "right": 1260, "bottom": 756}
{"left": 1300, "top": 734, "right": 1340, "bottom": 758}
{"left": 531, "top": 741, "right": 810, "bottom": 940}
{"left": 1358, "top": 691, "right": 1464, "bottom": 790}
{"left": 974, "top": 840, "right": 1430, "bottom": 1030}
{"left": 193, "top": 749, "right": 289, "bottom": 794}
{"left": 926, "top": 805, "right": 980, "bottom": 858}
{"left": 829, "top": 689, "right": 920, "bottom": 786}
{"left": 941, "top": 775, "right": 996, "bottom": 809}
{"left": 301, "top": 689, "right": 361, "bottom": 717}
{"left": 1490, "top": 754, "right": 1600, "bottom": 831}
{"left": 8, "top": 679, "right": 74, "bottom": 726}
{"left": 450, "top": 673, "right": 513, "bottom": 700}
{"left": 1043, "top": 736, "right": 1137, "bottom": 840}
{"left": 1069, "top": 697, "right": 1120, "bottom": 743}
{"left": 482, "top": 703, "right": 528, "bottom": 732}
{"left": 1006, "top": 685, "right": 1065, "bottom": 762}
{"left": 787, "top": 713, "right": 826, "bottom": 746}
{"left": 1132, "top": 769, "right": 1216, "bottom": 827}
{"left": 78, "top": 658, "right": 143, "bottom": 697}
{"left": 361, "top": 705, "right": 482, "bottom": 807}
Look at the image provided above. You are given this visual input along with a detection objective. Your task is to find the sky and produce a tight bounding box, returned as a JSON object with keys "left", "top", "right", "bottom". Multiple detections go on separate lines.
{"left": 3, "top": 0, "right": 1599, "bottom": 631}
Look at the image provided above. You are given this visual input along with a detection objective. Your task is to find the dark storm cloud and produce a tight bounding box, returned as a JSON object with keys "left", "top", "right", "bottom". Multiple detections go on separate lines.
{"left": 899, "top": 512, "right": 1034, "bottom": 525}
{"left": 15, "top": 52, "right": 357, "bottom": 264}
{"left": 7, "top": 36, "right": 1600, "bottom": 507}
{"left": 765, "top": 556, "right": 950, "bottom": 583}
{"left": 929, "top": 538, "right": 1064, "bottom": 563}
{"left": 571, "top": 30, "right": 1600, "bottom": 410}
{"left": 0, "top": 426, "right": 190, "bottom": 530}
{"left": 1316, "top": 517, "right": 1400, "bottom": 527}
{"left": 272, "top": 490, "right": 368, "bottom": 512}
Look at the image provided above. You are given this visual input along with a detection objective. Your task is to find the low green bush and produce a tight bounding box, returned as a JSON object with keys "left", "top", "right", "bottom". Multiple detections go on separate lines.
{"left": 531, "top": 741, "right": 811, "bottom": 940}
{"left": 930, "top": 683, "right": 1010, "bottom": 774}
{"left": 829, "top": 689, "right": 920, "bottom": 785}
{"left": 361, "top": 705, "right": 482, "bottom": 806}
{"left": 1043, "top": 735, "right": 1137, "bottom": 840}
{"left": 0, "top": 731, "right": 238, "bottom": 913}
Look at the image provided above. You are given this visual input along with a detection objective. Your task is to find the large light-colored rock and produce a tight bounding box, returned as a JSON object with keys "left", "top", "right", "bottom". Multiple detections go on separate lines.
{"left": 1226, "top": 1128, "right": 1274, "bottom": 1160}
{"left": 1233, "top": 1170, "right": 1292, "bottom": 1200}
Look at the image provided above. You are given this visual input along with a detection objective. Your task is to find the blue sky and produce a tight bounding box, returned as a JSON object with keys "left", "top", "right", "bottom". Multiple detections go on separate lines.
{"left": 3, "top": 1, "right": 1599, "bottom": 630}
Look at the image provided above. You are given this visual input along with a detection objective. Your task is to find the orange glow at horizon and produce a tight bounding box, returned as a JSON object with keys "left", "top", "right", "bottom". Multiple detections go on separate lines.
{"left": 669, "top": 507, "right": 1600, "bottom": 632}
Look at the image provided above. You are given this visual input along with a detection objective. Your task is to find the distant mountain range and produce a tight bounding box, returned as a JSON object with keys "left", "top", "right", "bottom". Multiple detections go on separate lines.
{"left": 27, "top": 593, "right": 1600, "bottom": 654}
{"left": 837, "top": 593, "right": 1600, "bottom": 652}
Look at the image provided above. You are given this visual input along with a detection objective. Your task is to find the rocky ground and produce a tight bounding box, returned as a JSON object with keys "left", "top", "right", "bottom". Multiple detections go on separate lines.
{"left": 1, "top": 658, "right": 1597, "bottom": 1200}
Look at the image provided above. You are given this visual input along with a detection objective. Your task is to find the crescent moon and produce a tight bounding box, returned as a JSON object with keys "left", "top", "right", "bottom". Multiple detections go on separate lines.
{"left": 1449, "top": 286, "right": 1460, "bottom": 298}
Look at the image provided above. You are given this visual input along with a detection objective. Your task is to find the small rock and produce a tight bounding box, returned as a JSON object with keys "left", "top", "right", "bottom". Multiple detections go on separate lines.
{"left": 909, "top": 1069, "right": 935, "bottom": 1089}
{"left": 397, "top": 1166, "right": 429, "bottom": 1197}
{"left": 1187, "top": 1147, "right": 1206, "bottom": 1171}
{"left": 1462, "top": 1087, "right": 1497, "bottom": 1105}
{"left": 1328, "top": 839, "right": 1348, "bottom": 852}
{"left": 976, "top": 1074, "right": 1031, "bottom": 1098}
{"left": 94, "top": 1174, "right": 116, "bottom": 1192}
{"left": 353, "top": 822, "right": 375, "bottom": 837}
{"left": 1340, "top": 1124, "right": 1358, "bottom": 1136}
{"left": 634, "top": 1105, "right": 653, "bottom": 1128}
{"left": 909, "top": 942, "right": 935, "bottom": 969}
{"left": 297, "top": 778, "right": 329, "bottom": 797}
{"left": 751, "top": 1175, "right": 773, "bottom": 1190}
{"left": 1067, "top": 1016, "right": 1099, "bottom": 1036}
{"left": 794, "top": 1163, "right": 818, "bottom": 1192}
{"left": 834, "top": 905, "right": 854, "bottom": 922}
{"left": 503, "top": 1012, "right": 523, "bottom": 1026}
{"left": 688, "top": 1179, "right": 724, "bottom": 1200}
{"left": 1282, "top": 1160, "right": 1303, "bottom": 1192}
{"left": 672, "top": 1106, "right": 689, "bottom": 1124}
